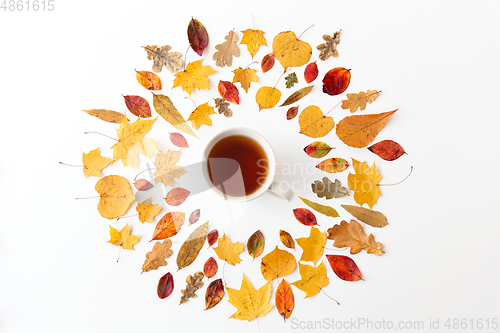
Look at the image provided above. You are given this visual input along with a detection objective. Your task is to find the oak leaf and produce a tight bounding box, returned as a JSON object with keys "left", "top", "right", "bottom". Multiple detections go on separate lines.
{"left": 213, "top": 233, "right": 244, "bottom": 265}
{"left": 152, "top": 93, "right": 197, "bottom": 138}
{"left": 341, "top": 90, "right": 380, "bottom": 113}
{"left": 157, "top": 272, "right": 174, "bottom": 299}
{"left": 172, "top": 59, "right": 217, "bottom": 95}
{"left": 285, "top": 72, "right": 298, "bottom": 88}
{"left": 213, "top": 30, "right": 239, "bottom": 67}
{"left": 317, "top": 31, "right": 341, "bottom": 61}
{"left": 226, "top": 274, "right": 273, "bottom": 321}
{"left": 180, "top": 271, "right": 204, "bottom": 304}
{"left": 327, "top": 220, "right": 384, "bottom": 256}
{"left": 326, "top": 255, "right": 362, "bottom": 282}
{"left": 123, "top": 95, "right": 151, "bottom": 118}
{"left": 151, "top": 212, "right": 185, "bottom": 240}
{"left": 187, "top": 102, "right": 217, "bottom": 130}
{"left": 247, "top": 230, "right": 265, "bottom": 260}
{"left": 312, "top": 177, "right": 349, "bottom": 199}
{"left": 303, "top": 141, "right": 333, "bottom": 158}
{"left": 273, "top": 31, "right": 312, "bottom": 69}
{"left": 136, "top": 197, "right": 162, "bottom": 223}
{"left": 82, "top": 148, "right": 113, "bottom": 178}
{"left": 135, "top": 70, "right": 161, "bottom": 90}
{"left": 280, "top": 86, "right": 313, "bottom": 106}
{"left": 176, "top": 221, "right": 208, "bottom": 270}
{"left": 165, "top": 187, "right": 190, "bottom": 206}
{"left": 95, "top": 175, "right": 135, "bottom": 219}
{"left": 205, "top": 278, "right": 224, "bottom": 310}
{"left": 368, "top": 139, "right": 406, "bottom": 161}
{"left": 298, "top": 197, "right": 339, "bottom": 218}
{"left": 232, "top": 67, "right": 258, "bottom": 93}
{"left": 279, "top": 230, "right": 295, "bottom": 250}
{"left": 341, "top": 204, "right": 388, "bottom": 228}
{"left": 142, "top": 239, "right": 173, "bottom": 273}
{"left": 291, "top": 262, "right": 329, "bottom": 298}
{"left": 169, "top": 132, "right": 189, "bottom": 148}
{"left": 255, "top": 86, "right": 281, "bottom": 111}
{"left": 214, "top": 98, "right": 232, "bottom": 117}
{"left": 187, "top": 18, "right": 208, "bottom": 56}
{"left": 82, "top": 109, "right": 126, "bottom": 123}
{"left": 260, "top": 246, "right": 296, "bottom": 281}
{"left": 347, "top": 159, "right": 381, "bottom": 209}
{"left": 275, "top": 279, "right": 294, "bottom": 321}
{"left": 298, "top": 105, "right": 334, "bottom": 138}
{"left": 108, "top": 224, "right": 140, "bottom": 250}
{"left": 296, "top": 227, "right": 326, "bottom": 265}
{"left": 240, "top": 29, "right": 266, "bottom": 58}
{"left": 153, "top": 150, "right": 186, "bottom": 187}
{"left": 143, "top": 45, "right": 183, "bottom": 73}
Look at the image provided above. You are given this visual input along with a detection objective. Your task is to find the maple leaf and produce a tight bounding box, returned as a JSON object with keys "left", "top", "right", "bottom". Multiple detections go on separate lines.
{"left": 143, "top": 45, "right": 183, "bottom": 73}
{"left": 136, "top": 197, "right": 162, "bottom": 223}
{"left": 285, "top": 72, "right": 298, "bottom": 88}
{"left": 312, "top": 177, "right": 349, "bottom": 199}
{"left": 296, "top": 227, "right": 326, "bottom": 265}
{"left": 260, "top": 246, "right": 296, "bottom": 281}
{"left": 172, "top": 59, "right": 217, "bottom": 95}
{"left": 347, "top": 159, "right": 381, "bottom": 209}
{"left": 95, "top": 175, "right": 135, "bottom": 219}
{"left": 108, "top": 223, "right": 140, "bottom": 250}
{"left": 226, "top": 274, "right": 273, "bottom": 321}
{"left": 317, "top": 30, "right": 341, "bottom": 61}
{"left": 213, "top": 233, "right": 243, "bottom": 265}
{"left": 213, "top": 30, "right": 239, "bottom": 67}
{"left": 232, "top": 67, "right": 258, "bottom": 93}
{"left": 327, "top": 220, "right": 384, "bottom": 256}
{"left": 180, "top": 271, "right": 204, "bottom": 304}
{"left": 111, "top": 117, "right": 158, "bottom": 170}
{"left": 240, "top": 29, "right": 266, "bottom": 58}
{"left": 152, "top": 93, "right": 197, "bottom": 138}
{"left": 82, "top": 109, "right": 126, "bottom": 123}
{"left": 153, "top": 150, "right": 186, "bottom": 187}
{"left": 187, "top": 102, "right": 216, "bottom": 129}
{"left": 273, "top": 31, "right": 312, "bottom": 69}
{"left": 214, "top": 98, "right": 232, "bottom": 117}
{"left": 298, "top": 105, "right": 334, "bottom": 138}
{"left": 82, "top": 148, "right": 113, "bottom": 178}
{"left": 141, "top": 239, "right": 173, "bottom": 273}
{"left": 341, "top": 90, "right": 380, "bottom": 113}
{"left": 291, "top": 262, "right": 329, "bottom": 298}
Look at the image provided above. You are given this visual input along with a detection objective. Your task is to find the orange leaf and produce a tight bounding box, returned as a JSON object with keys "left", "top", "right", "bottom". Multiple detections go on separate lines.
{"left": 203, "top": 257, "right": 218, "bottom": 279}
{"left": 135, "top": 70, "right": 161, "bottom": 90}
{"left": 286, "top": 106, "right": 298, "bottom": 120}
{"left": 327, "top": 220, "right": 384, "bottom": 256}
{"left": 279, "top": 230, "right": 295, "bottom": 250}
{"left": 207, "top": 229, "right": 218, "bottom": 246}
{"left": 261, "top": 53, "right": 275, "bottom": 73}
{"left": 315, "top": 158, "right": 349, "bottom": 173}
{"left": 232, "top": 67, "right": 258, "bottom": 93}
{"left": 322, "top": 67, "right": 350, "bottom": 96}
{"left": 218, "top": 81, "right": 239, "bottom": 104}
{"left": 123, "top": 95, "right": 151, "bottom": 118}
{"left": 151, "top": 212, "right": 185, "bottom": 240}
{"left": 165, "top": 187, "right": 190, "bottom": 206}
{"left": 275, "top": 279, "right": 294, "bottom": 321}
{"left": 304, "top": 62, "right": 318, "bottom": 83}
{"left": 326, "top": 255, "right": 362, "bottom": 281}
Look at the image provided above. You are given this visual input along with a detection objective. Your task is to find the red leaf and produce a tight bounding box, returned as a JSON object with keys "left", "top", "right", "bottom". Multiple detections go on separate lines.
{"left": 205, "top": 278, "right": 224, "bottom": 310}
{"left": 304, "top": 62, "right": 319, "bottom": 84}
{"left": 275, "top": 279, "right": 294, "bottom": 321}
{"left": 368, "top": 140, "right": 406, "bottom": 161}
{"left": 157, "top": 272, "right": 174, "bottom": 299}
{"left": 261, "top": 53, "right": 275, "bottom": 73}
{"left": 165, "top": 187, "right": 190, "bottom": 206}
{"left": 170, "top": 132, "right": 189, "bottom": 148}
{"left": 207, "top": 229, "right": 218, "bottom": 247}
{"left": 326, "top": 255, "right": 363, "bottom": 281}
{"left": 322, "top": 67, "right": 351, "bottom": 96}
{"left": 304, "top": 141, "right": 333, "bottom": 158}
{"left": 316, "top": 158, "right": 349, "bottom": 173}
{"left": 189, "top": 208, "right": 201, "bottom": 225}
{"left": 286, "top": 106, "right": 298, "bottom": 120}
{"left": 218, "top": 80, "right": 239, "bottom": 104}
{"left": 123, "top": 95, "right": 151, "bottom": 118}
{"left": 203, "top": 257, "right": 218, "bottom": 279}
{"left": 133, "top": 179, "right": 154, "bottom": 191}
{"left": 293, "top": 208, "right": 318, "bottom": 226}
{"left": 187, "top": 18, "right": 209, "bottom": 56}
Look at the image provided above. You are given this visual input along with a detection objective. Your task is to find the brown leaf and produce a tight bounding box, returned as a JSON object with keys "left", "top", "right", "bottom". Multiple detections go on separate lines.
{"left": 326, "top": 255, "right": 363, "bottom": 282}
{"left": 176, "top": 221, "right": 208, "bottom": 270}
{"left": 304, "top": 62, "right": 319, "bottom": 83}
{"left": 341, "top": 90, "right": 380, "bottom": 113}
{"left": 327, "top": 220, "right": 384, "bottom": 256}
{"left": 143, "top": 45, "right": 183, "bottom": 73}
{"left": 142, "top": 239, "right": 173, "bottom": 273}
{"left": 152, "top": 93, "right": 197, "bottom": 138}
{"left": 135, "top": 70, "right": 161, "bottom": 90}
{"left": 189, "top": 209, "right": 201, "bottom": 225}
{"left": 279, "top": 230, "right": 295, "bottom": 250}
{"left": 82, "top": 109, "right": 126, "bottom": 123}
{"left": 205, "top": 278, "right": 224, "bottom": 310}
{"left": 312, "top": 177, "right": 349, "bottom": 199}
{"left": 203, "top": 257, "right": 218, "bottom": 279}
{"left": 280, "top": 85, "right": 314, "bottom": 106}
{"left": 341, "top": 204, "right": 388, "bottom": 228}
{"left": 322, "top": 67, "right": 350, "bottom": 96}
{"left": 213, "top": 30, "right": 239, "bottom": 67}
{"left": 187, "top": 18, "right": 208, "bottom": 56}
{"left": 316, "top": 158, "right": 349, "bottom": 173}
{"left": 368, "top": 140, "right": 406, "bottom": 161}
{"left": 207, "top": 229, "right": 218, "bottom": 246}
{"left": 151, "top": 212, "right": 185, "bottom": 240}
{"left": 317, "top": 31, "right": 341, "bottom": 61}
{"left": 169, "top": 132, "right": 189, "bottom": 148}
{"left": 275, "top": 279, "right": 294, "bottom": 321}
{"left": 133, "top": 179, "right": 154, "bottom": 191}
{"left": 218, "top": 81, "right": 240, "bottom": 104}
{"left": 286, "top": 106, "right": 299, "bottom": 120}
{"left": 157, "top": 272, "right": 174, "bottom": 299}
{"left": 247, "top": 230, "right": 265, "bottom": 260}
{"left": 165, "top": 187, "right": 190, "bottom": 206}
{"left": 180, "top": 271, "right": 204, "bottom": 304}
{"left": 214, "top": 98, "right": 232, "bottom": 117}
{"left": 123, "top": 95, "right": 152, "bottom": 118}
{"left": 293, "top": 208, "right": 318, "bottom": 226}
{"left": 261, "top": 53, "right": 275, "bottom": 73}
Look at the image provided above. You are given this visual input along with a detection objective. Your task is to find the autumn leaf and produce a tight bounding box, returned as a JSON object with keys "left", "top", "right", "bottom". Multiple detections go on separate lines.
{"left": 142, "top": 239, "right": 173, "bottom": 273}
{"left": 285, "top": 72, "right": 298, "bottom": 88}
{"left": 108, "top": 223, "right": 140, "bottom": 250}
{"left": 133, "top": 179, "right": 153, "bottom": 191}
{"left": 296, "top": 226, "right": 326, "bottom": 265}
{"left": 232, "top": 67, "right": 258, "bottom": 93}
{"left": 95, "top": 175, "right": 135, "bottom": 219}
{"left": 214, "top": 98, "right": 232, "bottom": 117}
{"left": 327, "top": 220, "right": 384, "bottom": 256}
{"left": 293, "top": 208, "right": 318, "bottom": 226}
{"left": 291, "top": 262, "right": 329, "bottom": 298}
{"left": 280, "top": 86, "right": 314, "bottom": 107}
{"left": 255, "top": 86, "right": 281, "bottom": 111}
{"left": 205, "top": 278, "right": 224, "bottom": 310}
{"left": 341, "top": 90, "right": 380, "bottom": 113}
{"left": 180, "top": 271, "right": 204, "bottom": 304}
{"left": 273, "top": 31, "right": 312, "bottom": 69}
{"left": 151, "top": 212, "right": 185, "bottom": 240}
{"left": 143, "top": 45, "right": 183, "bottom": 73}
{"left": 189, "top": 209, "right": 201, "bottom": 225}
{"left": 279, "top": 230, "right": 295, "bottom": 250}
{"left": 186, "top": 102, "right": 217, "bottom": 130}
{"left": 188, "top": 18, "right": 208, "bottom": 56}
{"left": 226, "top": 274, "right": 273, "bottom": 321}
{"left": 240, "top": 29, "right": 266, "bottom": 58}
{"left": 298, "top": 197, "right": 339, "bottom": 218}
{"left": 317, "top": 31, "right": 341, "bottom": 61}
{"left": 247, "top": 230, "right": 265, "bottom": 260}
{"left": 82, "top": 109, "right": 126, "bottom": 123}
{"left": 203, "top": 257, "right": 218, "bottom": 279}
{"left": 326, "top": 255, "right": 363, "bottom": 282}
{"left": 136, "top": 70, "right": 161, "bottom": 90}
{"left": 341, "top": 204, "right": 388, "bottom": 228}
{"left": 304, "top": 62, "right": 319, "bottom": 83}
{"left": 312, "top": 177, "right": 349, "bottom": 199}
{"left": 123, "top": 95, "right": 151, "bottom": 118}
{"left": 170, "top": 132, "right": 189, "bottom": 148}
{"left": 347, "top": 159, "right": 381, "bottom": 209}
{"left": 152, "top": 93, "right": 197, "bottom": 138}
{"left": 218, "top": 81, "right": 239, "bottom": 104}
{"left": 172, "top": 59, "right": 217, "bottom": 96}
{"left": 323, "top": 67, "right": 351, "bottom": 96}
{"left": 368, "top": 140, "right": 406, "bottom": 161}
{"left": 177, "top": 221, "right": 208, "bottom": 270}
{"left": 298, "top": 105, "right": 334, "bottom": 138}
{"left": 157, "top": 272, "right": 174, "bottom": 299}
{"left": 165, "top": 187, "right": 190, "bottom": 206}
{"left": 213, "top": 30, "right": 239, "bottom": 67}
{"left": 336, "top": 110, "right": 397, "bottom": 148}
{"left": 316, "top": 158, "right": 349, "bottom": 173}
{"left": 153, "top": 150, "right": 186, "bottom": 187}
{"left": 275, "top": 279, "right": 294, "bottom": 321}
{"left": 207, "top": 229, "right": 218, "bottom": 246}
{"left": 286, "top": 106, "right": 298, "bottom": 120}
{"left": 136, "top": 197, "right": 162, "bottom": 223}
{"left": 213, "top": 233, "right": 244, "bottom": 265}
{"left": 261, "top": 53, "right": 275, "bottom": 73}
{"left": 260, "top": 246, "right": 296, "bottom": 281}
{"left": 303, "top": 141, "right": 333, "bottom": 158}
{"left": 82, "top": 148, "right": 113, "bottom": 178}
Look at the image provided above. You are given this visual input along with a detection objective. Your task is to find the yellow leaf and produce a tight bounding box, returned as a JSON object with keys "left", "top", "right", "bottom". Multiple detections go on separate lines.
{"left": 272, "top": 31, "right": 312, "bottom": 69}
{"left": 136, "top": 197, "right": 162, "bottom": 223}
{"left": 260, "top": 246, "right": 296, "bottom": 281}
{"left": 82, "top": 109, "right": 126, "bottom": 123}
{"left": 108, "top": 223, "right": 140, "bottom": 250}
{"left": 95, "top": 175, "right": 135, "bottom": 219}
{"left": 111, "top": 117, "right": 158, "bottom": 170}
{"left": 82, "top": 148, "right": 113, "bottom": 178}
{"left": 153, "top": 150, "right": 186, "bottom": 187}
{"left": 226, "top": 274, "right": 273, "bottom": 321}
{"left": 296, "top": 227, "right": 326, "bottom": 265}
{"left": 347, "top": 159, "right": 381, "bottom": 209}
{"left": 232, "top": 67, "right": 258, "bottom": 93}
{"left": 255, "top": 86, "right": 281, "bottom": 111}
{"left": 172, "top": 59, "right": 217, "bottom": 95}
{"left": 327, "top": 220, "right": 384, "bottom": 256}
{"left": 141, "top": 239, "right": 173, "bottom": 273}
{"left": 213, "top": 30, "right": 239, "bottom": 67}
{"left": 341, "top": 90, "right": 380, "bottom": 113}
{"left": 240, "top": 29, "right": 267, "bottom": 58}
{"left": 213, "top": 233, "right": 243, "bottom": 265}
{"left": 291, "top": 262, "right": 329, "bottom": 298}
{"left": 298, "top": 105, "right": 334, "bottom": 138}
{"left": 152, "top": 93, "right": 198, "bottom": 138}
{"left": 177, "top": 222, "right": 208, "bottom": 270}
{"left": 188, "top": 102, "right": 217, "bottom": 129}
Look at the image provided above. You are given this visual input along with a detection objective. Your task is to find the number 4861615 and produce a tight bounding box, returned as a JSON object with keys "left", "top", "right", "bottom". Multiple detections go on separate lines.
{"left": 1, "top": 0, "right": 54, "bottom": 11}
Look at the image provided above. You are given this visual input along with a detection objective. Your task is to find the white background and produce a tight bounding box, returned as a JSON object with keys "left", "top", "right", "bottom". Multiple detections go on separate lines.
{"left": 1, "top": 1, "right": 499, "bottom": 332}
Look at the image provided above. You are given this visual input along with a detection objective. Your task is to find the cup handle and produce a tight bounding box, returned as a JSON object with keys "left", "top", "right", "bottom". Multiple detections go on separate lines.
{"left": 268, "top": 181, "right": 294, "bottom": 202}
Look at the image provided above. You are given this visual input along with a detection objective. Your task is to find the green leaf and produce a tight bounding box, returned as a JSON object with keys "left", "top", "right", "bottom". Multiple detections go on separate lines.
{"left": 298, "top": 197, "right": 339, "bottom": 218}
{"left": 247, "top": 230, "right": 265, "bottom": 260}
{"left": 285, "top": 72, "right": 298, "bottom": 88}
{"left": 303, "top": 141, "right": 333, "bottom": 158}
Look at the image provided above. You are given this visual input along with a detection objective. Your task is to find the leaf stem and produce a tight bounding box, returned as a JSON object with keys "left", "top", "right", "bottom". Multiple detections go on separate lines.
{"left": 117, "top": 213, "right": 139, "bottom": 220}
{"left": 245, "top": 61, "right": 258, "bottom": 69}
{"left": 184, "top": 45, "right": 190, "bottom": 71}
{"left": 59, "top": 162, "right": 83, "bottom": 167}
{"left": 134, "top": 168, "right": 156, "bottom": 181}
{"left": 320, "top": 288, "right": 339, "bottom": 305}
{"left": 324, "top": 99, "right": 343, "bottom": 117}
{"left": 273, "top": 68, "right": 290, "bottom": 89}
{"left": 378, "top": 166, "right": 413, "bottom": 186}
{"left": 298, "top": 24, "right": 314, "bottom": 40}
{"left": 84, "top": 132, "right": 118, "bottom": 141}
{"left": 75, "top": 196, "right": 100, "bottom": 200}
{"left": 185, "top": 96, "right": 197, "bottom": 109}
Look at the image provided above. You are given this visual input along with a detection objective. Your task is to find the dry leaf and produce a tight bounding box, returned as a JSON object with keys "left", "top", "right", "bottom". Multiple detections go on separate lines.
{"left": 136, "top": 70, "right": 161, "bottom": 90}
{"left": 286, "top": 106, "right": 299, "bottom": 120}
{"left": 291, "top": 262, "right": 329, "bottom": 298}
{"left": 275, "top": 279, "right": 294, "bottom": 321}
{"left": 298, "top": 197, "right": 339, "bottom": 218}
{"left": 298, "top": 105, "right": 334, "bottom": 138}
{"left": 341, "top": 204, "right": 388, "bottom": 228}
{"left": 170, "top": 132, "right": 189, "bottom": 148}
{"left": 322, "top": 67, "right": 351, "bottom": 96}
{"left": 279, "top": 230, "right": 295, "bottom": 250}
{"left": 82, "top": 109, "right": 126, "bottom": 123}
{"left": 108, "top": 224, "right": 140, "bottom": 250}
{"left": 312, "top": 177, "right": 349, "bottom": 199}
{"left": 187, "top": 18, "right": 208, "bottom": 56}
{"left": 213, "top": 30, "right": 239, "bottom": 67}
{"left": 303, "top": 141, "right": 333, "bottom": 158}
{"left": 123, "top": 95, "right": 151, "bottom": 118}
{"left": 273, "top": 31, "right": 312, "bottom": 69}
{"left": 317, "top": 31, "right": 341, "bottom": 61}
{"left": 203, "top": 257, "right": 218, "bottom": 279}
{"left": 187, "top": 102, "right": 217, "bottom": 129}
{"left": 247, "top": 230, "right": 265, "bottom": 260}
{"left": 260, "top": 246, "right": 296, "bottom": 281}
{"left": 189, "top": 209, "right": 201, "bottom": 225}
{"left": 82, "top": 148, "right": 113, "bottom": 178}
{"left": 326, "top": 255, "right": 362, "bottom": 282}
{"left": 143, "top": 45, "right": 183, "bottom": 73}
{"left": 261, "top": 53, "right": 275, "bottom": 73}
{"left": 165, "top": 187, "right": 190, "bottom": 206}
{"left": 142, "top": 239, "right": 173, "bottom": 273}
{"left": 152, "top": 93, "right": 197, "bottom": 138}
{"left": 347, "top": 159, "right": 381, "bottom": 209}
{"left": 133, "top": 179, "right": 153, "bottom": 191}
{"left": 177, "top": 221, "right": 208, "bottom": 270}
{"left": 368, "top": 140, "right": 406, "bottom": 161}
{"left": 296, "top": 227, "right": 326, "bottom": 265}
{"left": 327, "top": 220, "right": 384, "bottom": 256}
{"left": 285, "top": 72, "right": 298, "bottom": 88}
{"left": 95, "top": 175, "right": 135, "bottom": 219}
{"left": 280, "top": 86, "right": 313, "bottom": 106}
{"left": 214, "top": 98, "right": 232, "bottom": 117}
{"left": 240, "top": 29, "right": 266, "bottom": 58}
{"left": 293, "top": 208, "right": 318, "bottom": 226}
{"left": 151, "top": 212, "right": 185, "bottom": 240}
{"left": 226, "top": 274, "right": 273, "bottom": 322}
{"left": 153, "top": 150, "right": 186, "bottom": 187}
{"left": 341, "top": 90, "right": 380, "bottom": 113}
{"left": 172, "top": 59, "right": 217, "bottom": 95}
{"left": 304, "top": 62, "right": 319, "bottom": 83}
{"left": 207, "top": 229, "right": 218, "bottom": 246}
{"left": 136, "top": 197, "right": 162, "bottom": 223}
{"left": 180, "top": 271, "right": 204, "bottom": 304}
{"left": 157, "top": 272, "right": 174, "bottom": 299}
{"left": 218, "top": 81, "right": 240, "bottom": 104}
{"left": 205, "top": 278, "right": 224, "bottom": 310}
{"left": 213, "top": 233, "right": 244, "bottom": 265}
{"left": 336, "top": 110, "right": 397, "bottom": 148}
{"left": 316, "top": 158, "right": 349, "bottom": 173}
{"left": 255, "top": 86, "right": 281, "bottom": 111}
{"left": 232, "top": 67, "right": 258, "bottom": 93}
